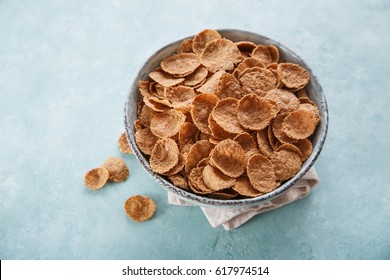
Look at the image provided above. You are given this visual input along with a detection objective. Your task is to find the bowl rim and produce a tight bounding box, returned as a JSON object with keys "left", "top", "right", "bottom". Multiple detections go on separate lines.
{"left": 124, "top": 29, "right": 329, "bottom": 208}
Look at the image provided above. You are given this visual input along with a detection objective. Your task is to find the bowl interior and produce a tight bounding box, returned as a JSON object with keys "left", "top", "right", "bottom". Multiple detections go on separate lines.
{"left": 125, "top": 29, "right": 328, "bottom": 208}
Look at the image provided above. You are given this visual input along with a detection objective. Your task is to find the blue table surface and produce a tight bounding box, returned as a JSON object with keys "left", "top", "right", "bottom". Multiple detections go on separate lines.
{"left": 1, "top": 0, "right": 389, "bottom": 260}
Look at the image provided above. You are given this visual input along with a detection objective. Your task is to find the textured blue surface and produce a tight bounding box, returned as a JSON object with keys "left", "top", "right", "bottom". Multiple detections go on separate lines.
{"left": 1, "top": 0, "right": 389, "bottom": 260}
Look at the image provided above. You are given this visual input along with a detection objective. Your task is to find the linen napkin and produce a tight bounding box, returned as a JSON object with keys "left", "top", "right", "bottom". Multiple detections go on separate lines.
{"left": 168, "top": 167, "right": 319, "bottom": 230}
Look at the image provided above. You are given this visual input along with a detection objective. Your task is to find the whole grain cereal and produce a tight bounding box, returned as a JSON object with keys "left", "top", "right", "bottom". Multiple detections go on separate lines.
{"left": 183, "top": 66, "right": 208, "bottom": 87}
{"left": 277, "top": 63, "right": 310, "bottom": 90}
{"left": 252, "top": 44, "right": 280, "bottom": 65}
{"left": 240, "top": 68, "right": 277, "bottom": 96}
{"left": 212, "top": 98, "right": 246, "bottom": 134}
{"left": 216, "top": 73, "right": 243, "bottom": 99}
{"left": 84, "top": 167, "right": 109, "bottom": 190}
{"left": 282, "top": 110, "right": 318, "bottom": 139}
{"left": 192, "top": 29, "right": 222, "bottom": 55}
{"left": 237, "top": 94, "right": 279, "bottom": 130}
{"left": 191, "top": 93, "right": 219, "bottom": 134}
{"left": 271, "top": 146, "right": 302, "bottom": 182}
{"left": 103, "top": 157, "right": 129, "bottom": 182}
{"left": 200, "top": 38, "right": 242, "bottom": 72}
{"left": 232, "top": 176, "right": 263, "bottom": 197}
{"left": 124, "top": 195, "right": 156, "bottom": 222}
{"left": 133, "top": 29, "right": 321, "bottom": 199}
{"left": 202, "top": 164, "right": 236, "bottom": 191}
{"left": 150, "top": 109, "right": 186, "bottom": 138}
{"left": 189, "top": 166, "right": 214, "bottom": 194}
{"left": 161, "top": 53, "right": 200, "bottom": 76}
{"left": 118, "top": 132, "right": 133, "bottom": 155}
{"left": 247, "top": 154, "right": 278, "bottom": 192}
{"left": 209, "top": 139, "right": 246, "bottom": 178}
{"left": 150, "top": 138, "right": 179, "bottom": 174}
{"left": 233, "top": 132, "right": 259, "bottom": 160}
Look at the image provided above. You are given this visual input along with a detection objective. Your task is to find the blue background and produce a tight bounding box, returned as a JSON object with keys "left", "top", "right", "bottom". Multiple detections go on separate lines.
{"left": 1, "top": 0, "right": 389, "bottom": 259}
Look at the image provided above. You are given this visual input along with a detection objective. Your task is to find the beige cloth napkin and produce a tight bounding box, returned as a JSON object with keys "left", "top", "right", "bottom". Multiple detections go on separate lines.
{"left": 168, "top": 167, "right": 319, "bottom": 230}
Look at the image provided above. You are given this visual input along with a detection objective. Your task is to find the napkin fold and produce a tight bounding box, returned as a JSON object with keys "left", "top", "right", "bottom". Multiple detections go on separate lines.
{"left": 168, "top": 167, "right": 319, "bottom": 230}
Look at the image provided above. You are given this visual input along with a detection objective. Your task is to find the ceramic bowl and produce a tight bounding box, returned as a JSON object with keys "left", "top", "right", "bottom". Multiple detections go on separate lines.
{"left": 124, "top": 29, "right": 328, "bottom": 208}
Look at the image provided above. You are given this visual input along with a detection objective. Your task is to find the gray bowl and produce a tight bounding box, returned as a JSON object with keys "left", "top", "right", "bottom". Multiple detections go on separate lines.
{"left": 124, "top": 29, "right": 328, "bottom": 208}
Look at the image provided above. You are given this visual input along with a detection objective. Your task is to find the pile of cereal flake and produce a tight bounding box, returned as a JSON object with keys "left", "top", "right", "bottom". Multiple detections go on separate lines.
{"left": 134, "top": 29, "right": 320, "bottom": 199}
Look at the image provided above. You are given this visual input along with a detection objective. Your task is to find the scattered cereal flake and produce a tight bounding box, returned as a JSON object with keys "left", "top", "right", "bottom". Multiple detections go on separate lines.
{"left": 232, "top": 176, "right": 264, "bottom": 197}
{"left": 192, "top": 29, "right": 222, "bottom": 55}
{"left": 203, "top": 164, "right": 236, "bottom": 191}
{"left": 252, "top": 44, "right": 279, "bottom": 65}
{"left": 150, "top": 109, "right": 186, "bottom": 138}
{"left": 191, "top": 93, "right": 219, "bottom": 134}
{"left": 247, "top": 154, "right": 278, "bottom": 192}
{"left": 184, "top": 140, "right": 215, "bottom": 174}
{"left": 168, "top": 174, "right": 190, "bottom": 191}
{"left": 164, "top": 85, "right": 196, "bottom": 109}
{"left": 240, "top": 68, "right": 277, "bottom": 96}
{"left": 216, "top": 73, "right": 243, "bottom": 99}
{"left": 197, "top": 70, "right": 225, "bottom": 94}
{"left": 282, "top": 110, "right": 318, "bottom": 139}
{"left": 212, "top": 98, "right": 246, "bottom": 134}
{"left": 84, "top": 167, "right": 109, "bottom": 190}
{"left": 177, "top": 38, "right": 194, "bottom": 53}
{"left": 183, "top": 66, "right": 208, "bottom": 87}
{"left": 271, "top": 147, "right": 302, "bottom": 182}
{"left": 278, "top": 63, "right": 310, "bottom": 89}
{"left": 124, "top": 195, "right": 156, "bottom": 222}
{"left": 103, "top": 157, "right": 129, "bottom": 182}
{"left": 233, "top": 132, "right": 259, "bottom": 160}
{"left": 237, "top": 94, "right": 279, "bottom": 130}
{"left": 272, "top": 113, "right": 298, "bottom": 143}
{"left": 135, "top": 127, "right": 160, "bottom": 155}
{"left": 118, "top": 132, "right": 133, "bottom": 155}
{"left": 293, "top": 139, "right": 313, "bottom": 161}
{"left": 200, "top": 38, "right": 242, "bottom": 72}
{"left": 189, "top": 166, "right": 214, "bottom": 194}
{"left": 150, "top": 138, "right": 179, "bottom": 174}
{"left": 264, "top": 88, "right": 300, "bottom": 114}
{"left": 149, "top": 68, "right": 185, "bottom": 87}
{"left": 209, "top": 139, "right": 246, "bottom": 178}
{"left": 161, "top": 53, "right": 200, "bottom": 76}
